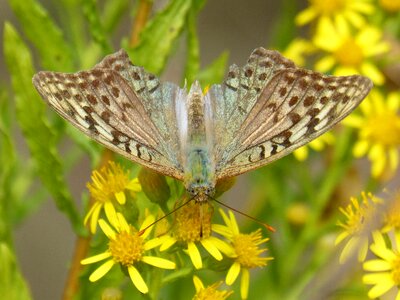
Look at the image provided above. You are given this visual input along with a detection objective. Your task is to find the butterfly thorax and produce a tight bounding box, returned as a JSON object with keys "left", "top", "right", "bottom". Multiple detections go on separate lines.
{"left": 182, "top": 82, "right": 216, "bottom": 201}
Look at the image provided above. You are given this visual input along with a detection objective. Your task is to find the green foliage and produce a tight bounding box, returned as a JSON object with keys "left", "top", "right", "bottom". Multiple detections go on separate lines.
{"left": 128, "top": 0, "right": 192, "bottom": 73}
{"left": 3, "top": 23, "right": 84, "bottom": 235}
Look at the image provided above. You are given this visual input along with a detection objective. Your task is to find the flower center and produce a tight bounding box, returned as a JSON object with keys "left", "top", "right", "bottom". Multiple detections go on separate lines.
{"left": 193, "top": 283, "right": 232, "bottom": 300}
{"left": 174, "top": 202, "right": 212, "bottom": 243}
{"left": 109, "top": 227, "right": 144, "bottom": 266}
{"left": 379, "top": 0, "right": 400, "bottom": 12}
{"left": 88, "top": 162, "right": 130, "bottom": 203}
{"left": 391, "top": 254, "right": 400, "bottom": 285}
{"left": 232, "top": 230, "right": 270, "bottom": 269}
{"left": 334, "top": 38, "right": 364, "bottom": 68}
{"left": 310, "top": 0, "right": 346, "bottom": 14}
{"left": 363, "top": 113, "right": 400, "bottom": 146}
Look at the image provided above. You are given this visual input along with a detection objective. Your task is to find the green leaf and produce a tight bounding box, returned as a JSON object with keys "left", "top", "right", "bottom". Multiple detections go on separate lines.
{"left": 8, "top": 0, "right": 73, "bottom": 70}
{"left": 103, "top": 0, "right": 130, "bottom": 33}
{"left": 129, "top": 0, "right": 192, "bottom": 74}
{"left": 197, "top": 51, "right": 229, "bottom": 87}
{"left": 3, "top": 23, "right": 85, "bottom": 235}
{"left": 82, "top": 0, "right": 113, "bottom": 53}
{"left": 0, "top": 243, "right": 32, "bottom": 300}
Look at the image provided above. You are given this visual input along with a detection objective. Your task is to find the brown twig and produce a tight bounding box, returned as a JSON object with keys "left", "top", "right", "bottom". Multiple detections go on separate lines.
{"left": 129, "top": 0, "right": 153, "bottom": 47}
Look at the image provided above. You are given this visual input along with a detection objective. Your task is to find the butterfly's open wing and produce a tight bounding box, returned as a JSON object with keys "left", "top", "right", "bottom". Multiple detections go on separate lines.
{"left": 33, "top": 50, "right": 184, "bottom": 180}
{"left": 211, "top": 48, "right": 372, "bottom": 179}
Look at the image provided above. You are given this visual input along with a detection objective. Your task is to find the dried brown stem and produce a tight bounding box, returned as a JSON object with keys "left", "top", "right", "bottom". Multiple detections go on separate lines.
{"left": 129, "top": 0, "right": 153, "bottom": 47}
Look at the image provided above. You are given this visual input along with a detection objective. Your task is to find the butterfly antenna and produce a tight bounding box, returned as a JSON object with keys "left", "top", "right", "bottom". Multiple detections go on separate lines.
{"left": 138, "top": 195, "right": 196, "bottom": 236}
{"left": 209, "top": 196, "right": 276, "bottom": 232}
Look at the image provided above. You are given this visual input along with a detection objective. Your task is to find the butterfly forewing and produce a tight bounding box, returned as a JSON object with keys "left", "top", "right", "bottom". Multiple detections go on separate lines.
{"left": 215, "top": 67, "right": 372, "bottom": 179}
{"left": 33, "top": 54, "right": 184, "bottom": 180}
{"left": 33, "top": 47, "right": 372, "bottom": 189}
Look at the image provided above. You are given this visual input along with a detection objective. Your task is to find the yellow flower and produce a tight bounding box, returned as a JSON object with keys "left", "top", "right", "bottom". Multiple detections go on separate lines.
{"left": 295, "top": 0, "right": 374, "bottom": 30}
{"left": 160, "top": 201, "right": 232, "bottom": 269}
{"left": 85, "top": 161, "right": 142, "bottom": 233}
{"left": 363, "top": 230, "right": 400, "bottom": 299}
{"left": 283, "top": 38, "right": 315, "bottom": 67}
{"left": 293, "top": 132, "right": 335, "bottom": 161}
{"left": 382, "top": 192, "right": 400, "bottom": 232}
{"left": 379, "top": 0, "right": 400, "bottom": 12}
{"left": 336, "top": 192, "right": 382, "bottom": 263}
{"left": 192, "top": 275, "right": 233, "bottom": 300}
{"left": 344, "top": 90, "right": 400, "bottom": 178}
{"left": 213, "top": 209, "right": 272, "bottom": 299}
{"left": 313, "top": 22, "right": 389, "bottom": 85}
{"left": 81, "top": 213, "right": 175, "bottom": 294}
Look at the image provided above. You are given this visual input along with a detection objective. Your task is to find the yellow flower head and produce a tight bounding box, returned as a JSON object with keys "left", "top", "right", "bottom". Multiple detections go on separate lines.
{"left": 293, "top": 132, "right": 335, "bottom": 161}
{"left": 344, "top": 90, "right": 400, "bottom": 179}
{"left": 379, "top": 0, "right": 400, "bottom": 12}
{"left": 313, "top": 23, "right": 389, "bottom": 85}
{"left": 160, "top": 201, "right": 232, "bottom": 270}
{"left": 81, "top": 213, "right": 175, "bottom": 294}
{"left": 382, "top": 192, "right": 400, "bottom": 232}
{"left": 85, "top": 161, "right": 141, "bottom": 233}
{"left": 363, "top": 230, "right": 400, "bottom": 299}
{"left": 336, "top": 192, "right": 382, "bottom": 263}
{"left": 213, "top": 209, "right": 272, "bottom": 299}
{"left": 295, "top": 0, "right": 374, "bottom": 30}
{"left": 192, "top": 275, "right": 233, "bottom": 300}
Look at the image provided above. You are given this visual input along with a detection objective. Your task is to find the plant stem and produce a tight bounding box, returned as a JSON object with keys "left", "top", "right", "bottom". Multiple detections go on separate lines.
{"left": 62, "top": 150, "right": 114, "bottom": 300}
{"left": 129, "top": 0, "right": 153, "bottom": 47}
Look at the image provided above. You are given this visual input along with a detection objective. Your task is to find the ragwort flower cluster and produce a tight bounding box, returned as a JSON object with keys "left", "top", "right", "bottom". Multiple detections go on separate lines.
{"left": 81, "top": 161, "right": 272, "bottom": 298}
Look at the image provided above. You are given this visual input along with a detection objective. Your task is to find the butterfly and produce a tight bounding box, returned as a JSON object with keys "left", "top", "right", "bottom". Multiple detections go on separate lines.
{"left": 33, "top": 47, "right": 372, "bottom": 202}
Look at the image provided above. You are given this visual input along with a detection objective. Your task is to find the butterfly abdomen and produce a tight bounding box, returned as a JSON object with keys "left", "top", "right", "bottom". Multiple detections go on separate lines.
{"left": 183, "top": 82, "right": 216, "bottom": 197}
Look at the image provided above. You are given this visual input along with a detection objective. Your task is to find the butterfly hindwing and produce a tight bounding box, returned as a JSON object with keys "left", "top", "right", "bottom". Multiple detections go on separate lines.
{"left": 215, "top": 67, "right": 373, "bottom": 179}
{"left": 32, "top": 54, "right": 184, "bottom": 180}
{"left": 209, "top": 48, "right": 297, "bottom": 162}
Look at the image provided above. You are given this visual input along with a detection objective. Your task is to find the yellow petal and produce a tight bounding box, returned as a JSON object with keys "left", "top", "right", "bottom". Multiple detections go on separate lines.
{"left": 160, "top": 236, "right": 177, "bottom": 251}
{"left": 88, "top": 259, "right": 114, "bottom": 282}
{"left": 188, "top": 242, "right": 202, "bottom": 269}
{"left": 98, "top": 219, "right": 116, "bottom": 239}
{"left": 86, "top": 203, "right": 102, "bottom": 234}
{"left": 295, "top": 7, "right": 317, "bottom": 25}
{"left": 200, "top": 238, "right": 223, "bottom": 261}
{"left": 293, "top": 146, "right": 308, "bottom": 161}
{"left": 364, "top": 259, "right": 392, "bottom": 271}
{"left": 367, "top": 276, "right": 394, "bottom": 298}
{"left": 226, "top": 262, "right": 241, "bottom": 285}
{"left": 128, "top": 265, "right": 149, "bottom": 294}
{"left": 104, "top": 202, "right": 118, "bottom": 229}
{"left": 144, "top": 237, "right": 166, "bottom": 251}
{"left": 240, "top": 268, "right": 250, "bottom": 300}
{"left": 81, "top": 251, "right": 112, "bottom": 265}
{"left": 212, "top": 224, "right": 232, "bottom": 237}
{"left": 387, "top": 92, "right": 400, "bottom": 111}
{"left": 116, "top": 212, "right": 129, "bottom": 232}
{"left": 314, "top": 56, "right": 335, "bottom": 72}
{"left": 141, "top": 256, "right": 176, "bottom": 269}
{"left": 115, "top": 191, "right": 126, "bottom": 205}
{"left": 139, "top": 215, "right": 156, "bottom": 239}
{"left": 193, "top": 275, "right": 204, "bottom": 292}
{"left": 360, "top": 63, "right": 385, "bottom": 85}
{"left": 228, "top": 210, "right": 240, "bottom": 235}
{"left": 126, "top": 178, "right": 142, "bottom": 192}
{"left": 388, "top": 147, "right": 399, "bottom": 172}
{"left": 353, "top": 140, "right": 369, "bottom": 157}
{"left": 208, "top": 236, "right": 235, "bottom": 256}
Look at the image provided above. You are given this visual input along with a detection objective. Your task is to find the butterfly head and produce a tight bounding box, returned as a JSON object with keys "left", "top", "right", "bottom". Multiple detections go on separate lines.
{"left": 186, "top": 180, "right": 215, "bottom": 202}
